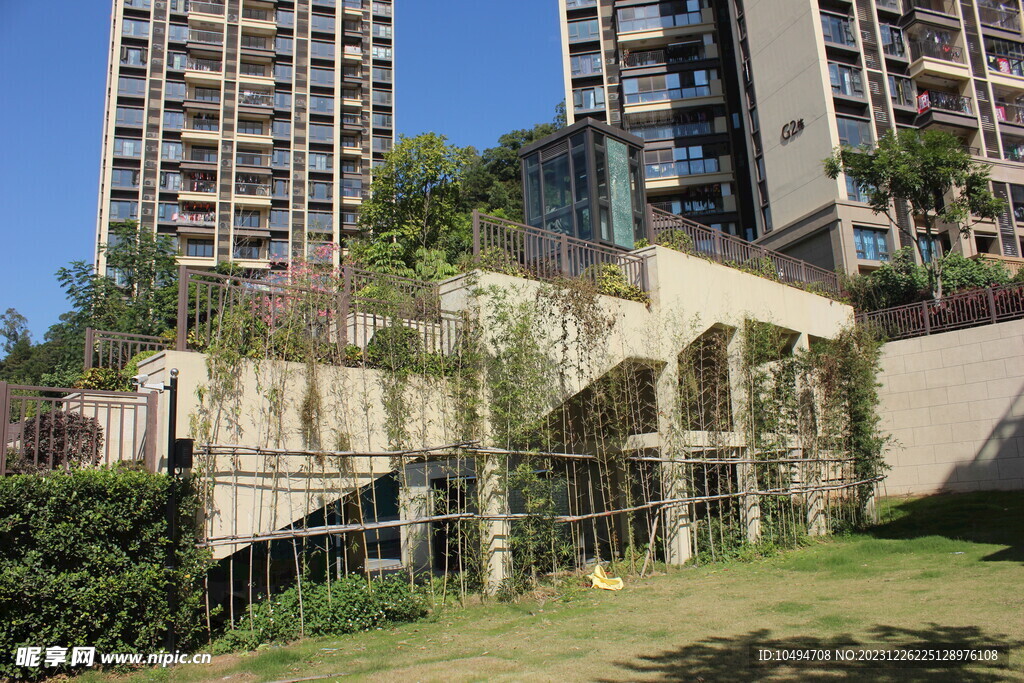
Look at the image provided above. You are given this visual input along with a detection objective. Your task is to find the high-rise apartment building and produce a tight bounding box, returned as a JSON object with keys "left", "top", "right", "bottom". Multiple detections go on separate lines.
{"left": 559, "top": 0, "right": 1024, "bottom": 275}
{"left": 558, "top": 0, "right": 758, "bottom": 240}
{"left": 96, "top": 0, "right": 394, "bottom": 272}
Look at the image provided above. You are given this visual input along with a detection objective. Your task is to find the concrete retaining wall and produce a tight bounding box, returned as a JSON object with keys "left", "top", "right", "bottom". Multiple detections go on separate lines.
{"left": 878, "top": 318, "right": 1024, "bottom": 495}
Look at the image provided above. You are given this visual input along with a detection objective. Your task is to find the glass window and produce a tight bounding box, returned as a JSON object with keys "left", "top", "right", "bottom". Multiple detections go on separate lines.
{"left": 276, "top": 10, "right": 294, "bottom": 27}
{"left": 854, "top": 226, "right": 889, "bottom": 260}
{"left": 168, "top": 23, "right": 188, "bottom": 42}
{"left": 187, "top": 239, "right": 214, "bottom": 258}
{"left": 571, "top": 53, "right": 603, "bottom": 77}
{"left": 269, "top": 209, "right": 289, "bottom": 227}
{"left": 919, "top": 233, "right": 942, "bottom": 262}
{"left": 372, "top": 67, "right": 393, "bottom": 82}
{"left": 113, "top": 138, "right": 142, "bottom": 157}
{"left": 309, "top": 211, "right": 333, "bottom": 231}
{"left": 111, "top": 168, "right": 139, "bottom": 188}
{"left": 157, "top": 202, "right": 178, "bottom": 221}
{"left": 272, "top": 149, "right": 291, "bottom": 167}
{"left": 168, "top": 52, "right": 187, "bottom": 70}
{"left": 122, "top": 19, "right": 150, "bottom": 38}
{"left": 373, "top": 23, "right": 393, "bottom": 38}
{"left": 239, "top": 62, "right": 267, "bottom": 77}
{"left": 233, "top": 239, "right": 262, "bottom": 259}
{"left": 311, "top": 96, "right": 335, "bottom": 114}
{"left": 275, "top": 63, "right": 294, "bottom": 81}
{"left": 846, "top": 175, "right": 871, "bottom": 202}
{"left": 310, "top": 123, "right": 334, "bottom": 141}
{"left": 617, "top": 1, "right": 707, "bottom": 32}
{"left": 309, "top": 181, "right": 332, "bottom": 200}
{"left": 373, "top": 136, "right": 392, "bottom": 153}
{"left": 275, "top": 36, "right": 294, "bottom": 54}
{"left": 118, "top": 76, "right": 146, "bottom": 96}
{"left": 829, "top": 63, "right": 864, "bottom": 97}
{"left": 165, "top": 81, "right": 186, "bottom": 99}
{"left": 568, "top": 19, "right": 600, "bottom": 42}
{"left": 836, "top": 116, "right": 872, "bottom": 147}
{"left": 372, "top": 45, "right": 393, "bottom": 60}
{"left": 342, "top": 178, "right": 362, "bottom": 197}
{"left": 622, "top": 70, "right": 715, "bottom": 103}
{"left": 163, "top": 111, "right": 184, "bottom": 130}
{"left": 372, "top": 113, "right": 392, "bottom": 128}
{"left": 312, "top": 41, "right": 335, "bottom": 59}
{"left": 312, "top": 14, "right": 336, "bottom": 32}
{"left": 269, "top": 240, "right": 289, "bottom": 259}
{"left": 373, "top": 89, "right": 393, "bottom": 106}
{"left": 310, "top": 152, "right": 333, "bottom": 171}
{"left": 120, "top": 46, "right": 147, "bottom": 66}
{"left": 311, "top": 68, "right": 335, "bottom": 86}
{"left": 160, "top": 171, "right": 181, "bottom": 190}
{"left": 234, "top": 210, "right": 261, "bottom": 228}
{"left": 821, "top": 12, "right": 855, "bottom": 47}
{"left": 190, "top": 146, "right": 218, "bottom": 162}
{"left": 109, "top": 200, "right": 139, "bottom": 221}
{"left": 116, "top": 106, "right": 144, "bottom": 126}
{"left": 880, "top": 25, "right": 905, "bottom": 57}
{"left": 273, "top": 120, "right": 291, "bottom": 138}
{"left": 162, "top": 141, "right": 182, "bottom": 160}
{"left": 573, "top": 86, "right": 605, "bottom": 111}
{"left": 238, "top": 120, "right": 264, "bottom": 135}
{"left": 194, "top": 86, "right": 220, "bottom": 102}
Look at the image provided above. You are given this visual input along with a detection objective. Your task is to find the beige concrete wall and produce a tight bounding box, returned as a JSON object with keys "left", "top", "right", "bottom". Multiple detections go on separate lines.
{"left": 878, "top": 319, "right": 1024, "bottom": 495}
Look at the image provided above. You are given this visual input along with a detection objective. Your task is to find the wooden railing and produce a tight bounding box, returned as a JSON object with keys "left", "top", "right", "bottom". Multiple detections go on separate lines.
{"left": 84, "top": 328, "right": 169, "bottom": 370}
{"left": 648, "top": 207, "right": 842, "bottom": 296}
{"left": 0, "top": 383, "right": 157, "bottom": 475}
{"left": 471, "top": 211, "right": 649, "bottom": 292}
{"left": 855, "top": 281, "right": 1024, "bottom": 340}
{"left": 175, "top": 266, "right": 461, "bottom": 356}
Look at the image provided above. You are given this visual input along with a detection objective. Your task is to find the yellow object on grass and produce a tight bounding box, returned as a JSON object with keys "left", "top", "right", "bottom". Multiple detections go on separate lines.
{"left": 587, "top": 564, "right": 624, "bottom": 591}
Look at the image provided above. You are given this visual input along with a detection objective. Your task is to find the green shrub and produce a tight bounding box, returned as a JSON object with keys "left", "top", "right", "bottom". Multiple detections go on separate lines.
{"left": 124, "top": 349, "right": 159, "bottom": 381}
{"left": 589, "top": 264, "right": 649, "bottom": 304}
{"left": 0, "top": 467, "right": 206, "bottom": 680}
{"left": 365, "top": 324, "right": 424, "bottom": 371}
{"left": 75, "top": 367, "right": 130, "bottom": 392}
{"left": 212, "top": 576, "right": 427, "bottom": 653}
{"left": 655, "top": 228, "right": 698, "bottom": 255}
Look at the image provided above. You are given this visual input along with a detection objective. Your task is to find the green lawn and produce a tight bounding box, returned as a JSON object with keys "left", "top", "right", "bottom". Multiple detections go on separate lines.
{"left": 88, "top": 491, "right": 1024, "bottom": 682}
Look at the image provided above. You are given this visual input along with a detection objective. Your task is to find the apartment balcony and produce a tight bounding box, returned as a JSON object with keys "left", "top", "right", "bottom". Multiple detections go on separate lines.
{"left": 188, "top": 29, "right": 224, "bottom": 48}
{"left": 621, "top": 42, "right": 717, "bottom": 69}
{"left": 616, "top": 9, "right": 715, "bottom": 48}
{"left": 183, "top": 58, "right": 222, "bottom": 86}
{"left": 178, "top": 176, "right": 218, "bottom": 203}
{"left": 876, "top": 0, "right": 903, "bottom": 16}
{"left": 978, "top": 2, "right": 1021, "bottom": 34}
{"left": 187, "top": 1, "right": 225, "bottom": 18}
{"left": 644, "top": 156, "right": 733, "bottom": 192}
{"left": 235, "top": 151, "right": 271, "bottom": 168}
{"left": 238, "top": 90, "right": 274, "bottom": 109}
{"left": 622, "top": 80, "right": 724, "bottom": 114}
{"left": 181, "top": 119, "right": 221, "bottom": 143}
{"left": 916, "top": 90, "right": 977, "bottom": 130}
{"left": 343, "top": 0, "right": 364, "bottom": 18}
{"left": 170, "top": 207, "right": 217, "bottom": 228}
{"left": 342, "top": 46, "right": 364, "bottom": 63}
{"left": 907, "top": 40, "right": 970, "bottom": 81}
{"left": 995, "top": 102, "right": 1024, "bottom": 132}
{"left": 901, "top": 0, "right": 960, "bottom": 31}
{"left": 1003, "top": 134, "right": 1024, "bottom": 161}
{"left": 234, "top": 182, "right": 272, "bottom": 206}
{"left": 240, "top": 6, "right": 276, "bottom": 30}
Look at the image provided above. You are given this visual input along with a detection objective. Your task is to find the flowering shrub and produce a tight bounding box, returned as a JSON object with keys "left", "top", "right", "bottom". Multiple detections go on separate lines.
{"left": 212, "top": 576, "right": 427, "bottom": 653}
{"left": 7, "top": 411, "right": 105, "bottom": 474}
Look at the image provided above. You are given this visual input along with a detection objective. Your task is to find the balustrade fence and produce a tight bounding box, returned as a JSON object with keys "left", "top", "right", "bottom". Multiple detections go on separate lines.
{"left": 0, "top": 383, "right": 157, "bottom": 475}
{"left": 855, "top": 281, "right": 1024, "bottom": 339}
{"left": 648, "top": 207, "right": 842, "bottom": 296}
{"left": 84, "top": 329, "right": 169, "bottom": 371}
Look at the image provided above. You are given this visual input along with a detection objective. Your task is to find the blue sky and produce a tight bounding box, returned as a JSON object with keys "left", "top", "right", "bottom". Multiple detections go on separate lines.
{"left": 0, "top": 0, "right": 565, "bottom": 339}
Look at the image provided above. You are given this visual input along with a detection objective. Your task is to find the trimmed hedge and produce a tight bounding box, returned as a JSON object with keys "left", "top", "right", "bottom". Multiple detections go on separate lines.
{"left": 0, "top": 467, "right": 206, "bottom": 679}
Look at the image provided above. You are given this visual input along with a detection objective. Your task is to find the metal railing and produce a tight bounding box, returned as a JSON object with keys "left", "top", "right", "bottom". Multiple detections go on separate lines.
{"left": 623, "top": 43, "right": 706, "bottom": 68}
{"left": 471, "top": 211, "right": 649, "bottom": 294}
{"left": 995, "top": 101, "right": 1024, "bottom": 124}
{"left": 648, "top": 207, "right": 841, "bottom": 296}
{"left": 189, "top": 29, "right": 224, "bottom": 45}
{"left": 84, "top": 328, "right": 169, "bottom": 371}
{"left": 236, "top": 152, "right": 271, "bottom": 167}
{"left": 908, "top": 39, "right": 964, "bottom": 63}
{"left": 182, "top": 177, "right": 217, "bottom": 193}
{"left": 241, "top": 7, "right": 270, "bottom": 20}
{"left": 239, "top": 91, "right": 273, "bottom": 107}
{"left": 175, "top": 266, "right": 460, "bottom": 356}
{"left": 186, "top": 57, "right": 222, "bottom": 72}
{"left": 918, "top": 90, "right": 974, "bottom": 114}
{"left": 0, "top": 382, "right": 157, "bottom": 475}
{"left": 904, "top": 0, "right": 956, "bottom": 14}
{"left": 978, "top": 3, "right": 1020, "bottom": 30}
{"left": 235, "top": 182, "right": 271, "bottom": 196}
{"left": 856, "top": 281, "right": 1024, "bottom": 339}
{"left": 188, "top": 0, "right": 225, "bottom": 14}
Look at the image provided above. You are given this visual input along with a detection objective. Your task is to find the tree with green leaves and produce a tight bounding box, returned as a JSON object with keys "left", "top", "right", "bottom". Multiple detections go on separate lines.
{"left": 56, "top": 221, "right": 179, "bottom": 338}
{"left": 356, "top": 133, "right": 474, "bottom": 276}
{"left": 824, "top": 129, "right": 1005, "bottom": 299}
{"left": 0, "top": 308, "right": 30, "bottom": 355}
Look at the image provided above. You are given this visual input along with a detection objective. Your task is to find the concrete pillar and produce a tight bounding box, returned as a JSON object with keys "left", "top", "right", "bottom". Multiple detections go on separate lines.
{"left": 804, "top": 454, "right": 827, "bottom": 537}
{"left": 399, "top": 463, "right": 432, "bottom": 575}
{"left": 726, "top": 329, "right": 761, "bottom": 544}
{"left": 737, "top": 454, "right": 762, "bottom": 543}
{"left": 479, "top": 454, "right": 510, "bottom": 594}
{"left": 655, "top": 350, "right": 692, "bottom": 565}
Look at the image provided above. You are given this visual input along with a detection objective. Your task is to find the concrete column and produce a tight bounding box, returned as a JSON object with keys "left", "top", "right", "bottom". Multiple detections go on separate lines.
{"left": 803, "top": 453, "right": 827, "bottom": 537}
{"left": 726, "top": 329, "right": 761, "bottom": 544}
{"left": 737, "top": 454, "right": 762, "bottom": 544}
{"left": 479, "top": 454, "right": 510, "bottom": 594}
{"left": 398, "top": 463, "right": 432, "bottom": 575}
{"left": 655, "top": 350, "right": 692, "bottom": 565}
{"left": 791, "top": 333, "right": 826, "bottom": 537}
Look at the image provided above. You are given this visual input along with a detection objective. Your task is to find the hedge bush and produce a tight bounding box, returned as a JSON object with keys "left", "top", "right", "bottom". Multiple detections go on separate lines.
{"left": 0, "top": 467, "right": 207, "bottom": 679}
{"left": 212, "top": 576, "right": 428, "bottom": 653}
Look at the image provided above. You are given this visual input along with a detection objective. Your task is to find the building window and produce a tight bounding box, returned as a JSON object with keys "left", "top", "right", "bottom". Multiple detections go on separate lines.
{"left": 273, "top": 178, "right": 289, "bottom": 197}
{"left": 110, "top": 168, "right": 140, "bottom": 188}
{"left": 276, "top": 10, "right": 294, "bottom": 27}
{"left": 165, "top": 81, "right": 186, "bottom": 99}
{"left": 272, "top": 120, "right": 291, "bottom": 138}
{"left": 168, "top": 52, "right": 187, "bottom": 70}
{"left": 643, "top": 145, "right": 724, "bottom": 178}
{"left": 272, "top": 149, "right": 290, "bottom": 167}
{"left": 310, "top": 123, "right": 334, "bottom": 142}
{"left": 269, "top": 209, "right": 289, "bottom": 227}
{"left": 986, "top": 36, "right": 1024, "bottom": 77}
{"left": 309, "top": 153, "right": 334, "bottom": 171}
{"left": 109, "top": 201, "right": 139, "bottom": 221}
{"left": 372, "top": 46, "right": 393, "bottom": 60}
{"left": 836, "top": 116, "right": 872, "bottom": 147}
{"left": 186, "top": 239, "right": 214, "bottom": 258}
{"left": 234, "top": 210, "right": 261, "bottom": 228}
{"left": 829, "top": 63, "right": 864, "bottom": 98}
{"left": 570, "top": 53, "right": 603, "bottom": 77}
{"left": 160, "top": 171, "right": 181, "bottom": 191}
{"left": 311, "top": 96, "right": 334, "bottom": 114}
{"left": 190, "top": 146, "right": 217, "bottom": 163}
{"left": 194, "top": 87, "right": 220, "bottom": 102}
{"left": 820, "top": 12, "right": 855, "bottom": 47}
{"left": 568, "top": 19, "right": 600, "bottom": 42}
{"left": 309, "top": 182, "right": 333, "bottom": 201}
{"left": 162, "top": 141, "right": 182, "bottom": 161}
{"left": 310, "top": 68, "right": 335, "bottom": 86}
{"left": 163, "top": 111, "right": 185, "bottom": 130}
{"left": 616, "top": 1, "right": 707, "bottom": 33}
{"left": 233, "top": 239, "right": 262, "bottom": 260}
{"left": 116, "top": 106, "right": 144, "bottom": 126}
{"left": 239, "top": 62, "right": 267, "bottom": 77}
{"left": 275, "top": 91, "right": 292, "bottom": 109}
{"left": 311, "top": 41, "right": 335, "bottom": 59}
{"left": 311, "top": 14, "right": 336, "bottom": 32}
{"left": 113, "top": 138, "right": 142, "bottom": 157}
{"left": 269, "top": 240, "right": 289, "bottom": 260}
{"left": 157, "top": 203, "right": 178, "bottom": 221}
{"left": 308, "top": 212, "right": 333, "bottom": 233}
{"left": 122, "top": 19, "right": 150, "bottom": 38}
{"left": 275, "top": 36, "right": 294, "bottom": 54}
{"left": 372, "top": 113, "right": 392, "bottom": 128}
{"left": 854, "top": 226, "right": 889, "bottom": 260}
{"left": 120, "top": 47, "right": 147, "bottom": 66}
{"left": 118, "top": 76, "right": 146, "bottom": 96}
{"left": 372, "top": 67, "right": 393, "bottom": 82}
{"left": 275, "top": 64, "right": 294, "bottom": 81}
{"left": 372, "top": 90, "right": 393, "bottom": 106}
{"left": 622, "top": 70, "right": 715, "bottom": 104}
{"left": 373, "top": 136, "right": 392, "bottom": 153}
{"left": 238, "top": 120, "right": 265, "bottom": 135}
{"left": 573, "top": 86, "right": 605, "bottom": 112}
{"left": 880, "top": 25, "right": 905, "bottom": 57}
{"left": 919, "top": 233, "right": 942, "bottom": 262}
{"left": 373, "top": 23, "right": 393, "bottom": 38}
{"left": 846, "top": 176, "right": 871, "bottom": 203}
{"left": 342, "top": 178, "right": 362, "bottom": 197}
